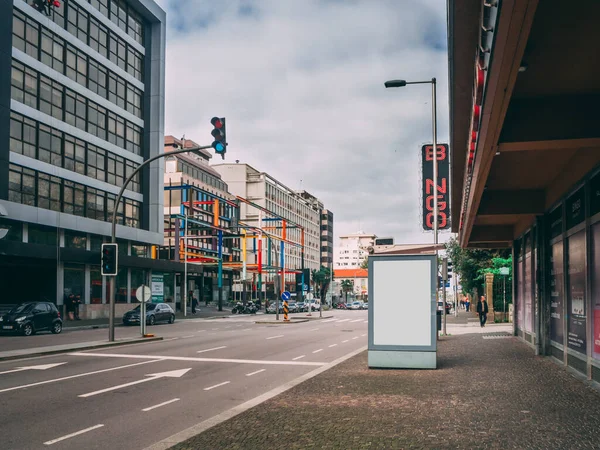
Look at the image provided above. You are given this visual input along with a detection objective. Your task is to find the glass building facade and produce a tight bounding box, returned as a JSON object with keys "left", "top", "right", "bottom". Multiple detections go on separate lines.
{"left": 0, "top": 0, "right": 166, "bottom": 317}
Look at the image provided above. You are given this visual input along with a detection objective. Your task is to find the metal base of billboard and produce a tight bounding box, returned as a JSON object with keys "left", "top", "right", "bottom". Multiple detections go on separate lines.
{"left": 368, "top": 350, "right": 436, "bottom": 369}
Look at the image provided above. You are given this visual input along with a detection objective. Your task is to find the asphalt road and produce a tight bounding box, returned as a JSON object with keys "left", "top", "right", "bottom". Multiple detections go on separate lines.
{"left": 0, "top": 310, "right": 368, "bottom": 450}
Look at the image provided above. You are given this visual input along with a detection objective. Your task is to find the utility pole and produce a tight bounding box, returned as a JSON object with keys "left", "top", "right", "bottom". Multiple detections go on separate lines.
{"left": 442, "top": 256, "right": 448, "bottom": 336}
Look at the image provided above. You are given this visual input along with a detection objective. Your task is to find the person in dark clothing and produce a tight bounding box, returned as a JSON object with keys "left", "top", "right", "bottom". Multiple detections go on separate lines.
{"left": 73, "top": 294, "right": 82, "bottom": 320}
{"left": 477, "top": 295, "right": 489, "bottom": 327}
{"left": 190, "top": 291, "right": 198, "bottom": 314}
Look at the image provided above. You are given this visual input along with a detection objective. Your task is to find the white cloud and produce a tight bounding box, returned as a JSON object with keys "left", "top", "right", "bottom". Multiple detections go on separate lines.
{"left": 158, "top": 0, "right": 451, "bottom": 244}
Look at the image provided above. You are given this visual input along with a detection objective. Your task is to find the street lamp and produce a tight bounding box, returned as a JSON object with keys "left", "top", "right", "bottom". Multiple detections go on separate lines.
{"left": 385, "top": 77, "right": 442, "bottom": 329}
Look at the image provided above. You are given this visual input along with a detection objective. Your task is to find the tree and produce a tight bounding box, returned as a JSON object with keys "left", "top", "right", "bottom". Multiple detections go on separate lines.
{"left": 360, "top": 257, "right": 368, "bottom": 269}
{"left": 445, "top": 236, "right": 511, "bottom": 298}
{"left": 311, "top": 266, "right": 332, "bottom": 300}
{"left": 340, "top": 279, "right": 354, "bottom": 302}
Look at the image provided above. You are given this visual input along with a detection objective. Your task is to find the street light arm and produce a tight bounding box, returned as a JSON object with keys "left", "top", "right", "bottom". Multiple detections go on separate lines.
{"left": 110, "top": 145, "right": 212, "bottom": 243}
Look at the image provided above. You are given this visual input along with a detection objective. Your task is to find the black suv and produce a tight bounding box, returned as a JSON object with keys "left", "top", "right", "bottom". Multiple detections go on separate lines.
{"left": 0, "top": 302, "right": 63, "bottom": 336}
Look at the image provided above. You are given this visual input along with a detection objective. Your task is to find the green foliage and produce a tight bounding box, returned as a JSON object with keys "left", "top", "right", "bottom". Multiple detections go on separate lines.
{"left": 340, "top": 279, "right": 354, "bottom": 301}
{"left": 445, "top": 237, "right": 511, "bottom": 297}
{"left": 360, "top": 257, "right": 368, "bottom": 269}
{"left": 311, "top": 266, "right": 332, "bottom": 300}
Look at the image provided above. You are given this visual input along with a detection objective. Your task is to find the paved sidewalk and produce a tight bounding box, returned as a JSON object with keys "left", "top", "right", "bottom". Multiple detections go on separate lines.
{"left": 169, "top": 322, "right": 600, "bottom": 449}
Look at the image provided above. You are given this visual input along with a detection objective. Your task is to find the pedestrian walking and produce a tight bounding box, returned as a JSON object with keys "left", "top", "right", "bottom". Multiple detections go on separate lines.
{"left": 73, "top": 294, "right": 82, "bottom": 320}
{"left": 190, "top": 290, "right": 198, "bottom": 314}
{"left": 477, "top": 295, "right": 489, "bottom": 327}
{"left": 465, "top": 295, "right": 471, "bottom": 312}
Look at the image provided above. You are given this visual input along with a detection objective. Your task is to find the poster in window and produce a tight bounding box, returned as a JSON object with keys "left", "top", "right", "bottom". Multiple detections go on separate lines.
{"left": 567, "top": 231, "right": 586, "bottom": 353}
{"left": 550, "top": 242, "right": 564, "bottom": 344}
{"left": 517, "top": 258, "right": 524, "bottom": 330}
{"left": 591, "top": 224, "right": 600, "bottom": 360}
{"left": 524, "top": 252, "right": 532, "bottom": 333}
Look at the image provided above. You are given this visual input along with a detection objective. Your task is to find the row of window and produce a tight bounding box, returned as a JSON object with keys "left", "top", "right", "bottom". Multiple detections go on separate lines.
{"left": 26, "top": 0, "right": 144, "bottom": 74}
{"left": 176, "top": 160, "right": 228, "bottom": 192}
{"left": 9, "top": 112, "right": 141, "bottom": 193}
{"left": 11, "top": 60, "right": 143, "bottom": 155}
{"left": 13, "top": 10, "right": 143, "bottom": 118}
{"left": 8, "top": 164, "right": 141, "bottom": 228}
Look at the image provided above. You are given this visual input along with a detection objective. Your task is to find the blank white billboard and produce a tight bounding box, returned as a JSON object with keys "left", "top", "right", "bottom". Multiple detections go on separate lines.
{"left": 372, "top": 259, "right": 432, "bottom": 347}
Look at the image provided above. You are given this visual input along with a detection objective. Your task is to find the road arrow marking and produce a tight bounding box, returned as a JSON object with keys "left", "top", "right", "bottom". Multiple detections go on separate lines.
{"left": 79, "top": 368, "right": 191, "bottom": 398}
{"left": 0, "top": 362, "right": 66, "bottom": 375}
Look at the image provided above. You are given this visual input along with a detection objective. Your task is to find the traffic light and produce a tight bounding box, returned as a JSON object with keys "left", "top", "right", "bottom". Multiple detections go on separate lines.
{"left": 447, "top": 261, "right": 453, "bottom": 279}
{"left": 101, "top": 243, "right": 118, "bottom": 276}
{"left": 210, "top": 117, "right": 227, "bottom": 159}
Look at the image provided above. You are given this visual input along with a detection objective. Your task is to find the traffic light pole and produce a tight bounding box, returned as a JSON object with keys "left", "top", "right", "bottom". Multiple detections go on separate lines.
{"left": 108, "top": 145, "right": 213, "bottom": 342}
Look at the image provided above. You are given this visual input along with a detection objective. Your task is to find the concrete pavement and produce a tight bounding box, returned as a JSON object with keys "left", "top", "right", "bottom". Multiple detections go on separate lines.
{"left": 0, "top": 310, "right": 368, "bottom": 450}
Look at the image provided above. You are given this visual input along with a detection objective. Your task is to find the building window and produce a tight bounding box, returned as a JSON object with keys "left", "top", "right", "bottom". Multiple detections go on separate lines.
{"left": 89, "top": 17, "right": 109, "bottom": 59}
{"left": 106, "top": 153, "right": 125, "bottom": 186}
{"left": 109, "top": 35, "right": 127, "bottom": 71}
{"left": 126, "top": 122, "right": 141, "bottom": 155}
{"left": 65, "top": 231, "right": 87, "bottom": 249}
{"left": 63, "top": 180, "right": 85, "bottom": 217}
{"left": 87, "top": 144, "right": 106, "bottom": 182}
{"left": 107, "top": 112, "right": 126, "bottom": 148}
{"left": 11, "top": 61, "right": 38, "bottom": 109}
{"left": 38, "top": 125, "right": 63, "bottom": 167}
{"left": 28, "top": 225, "right": 57, "bottom": 246}
{"left": 40, "top": 29, "right": 65, "bottom": 73}
{"left": 64, "top": 135, "right": 87, "bottom": 175}
{"left": 67, "top": 3, "right": 89, "bottom": 42}
{"left": 88, "top": 103, "right": 108, "bottom": 140}
{"left": 13, "top": 11, "right": 39, "bottom": 59}
{"left": 131, "top": 243, "right": 148, "bottom": 258}
{"left": 64, "top": 89, "right": 87, "bottom": 130}
{"left": 126, "top": 85, "right": 142, "bottom": 118}
{"left": 8, "top": 164, "right": 35, "bottom": 206}
{"left": 108, "top": 73, "right": 126, "bottom": 110}
{"left": 65, "top": 44, "right": 87, "bottom": 86}
{"left": 88, "top": 60, "right": 108, "bottom": 98}
{"left": 0, "top": 219, "right": 23, "bottom": 242}
{"left": 37, "top": 172, "right": 62, "bottom": 212}
{"left": 9, "top": 112, "right": 37, "bottom": 158}
{"left": 566, "top": 231, "right": 587, "bottom": 354}
{"left": 39, "top": 75, "right": 63, "bottom": 120}
{"left": 90, "top": 0, "right": 110, "bottom": 17}
{"left": 127, "top": 47, "right": 143, "bottom": 80}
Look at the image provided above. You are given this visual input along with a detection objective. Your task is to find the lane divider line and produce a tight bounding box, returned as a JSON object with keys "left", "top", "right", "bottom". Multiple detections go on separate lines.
{"left": 310, "top": 328, "right": 319, "bottom": 331}
{"left": 204, "top": 381, "right": 230, "bottom": 391}
{"left": 197, "top": 346, "right": 227, "bottom": 354}
{"left": 312, "top": 349, "right": 323, "bottom": 354}
{"left": 352, "top": 337, "right": 359, "bottom": 340}
{"left": 182, "top": 335, "right": 195, "bottom": 339}
{"left": 266, "top": 335, "right": 284, "bottom": 340}
{"left": 142, "top": 398, "right": 180, "bottom": 412}
{"left": 342, "top": 340, "right": 349, "bottom": 343}
{"left": 328, "top": 344, "right": 338, "bottom": 348}
{"left": 292, "top": 355, "right": 305, "bottom": 360}
{"left": 246, "top": 369, "right": 266, "bottom": 377}
{"left": 361, "top": 334, "right": 367, "bottom": 337}
{"left": 350, "top": 319, "right": 362, "bottom": 323}
{"left": 44, "top": 424, "right": 104, "bottom": 445}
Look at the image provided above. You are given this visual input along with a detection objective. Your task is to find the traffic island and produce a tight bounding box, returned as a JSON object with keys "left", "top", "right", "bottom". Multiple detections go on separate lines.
{"left": 0, "top": 336, "right": 163, "bottom": 362}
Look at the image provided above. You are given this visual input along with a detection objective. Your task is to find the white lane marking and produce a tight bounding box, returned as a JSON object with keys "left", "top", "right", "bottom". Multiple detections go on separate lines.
{"left": 246, "top": 369, "right": 266, "bottom": 377}
{"left": 350, "top": 319, "right": 362, "bottom": 323}
{"left": 0, "top": 362, "right": 66, "bottom": 375}
{"left": 79, "top": 369, "right": 191, "bottom": 398}
{"left": 69, "top": 352, "right": 325, "bottom": 366}
{"left": 163, "top": 337, "right": 179, "bottom": 341}
{"left": 204, "top": 381, "right": 230, "bottom": 391}
{"left": 328, "top": 344, "right": 338, "bottom": 348}
{"left": 312, "top": 349, "right": 323, "bottom": 354}
{"left": 142, "top": 398, "right": 180, "bottom": 412}
{"left": 197, "top": 346, "right": 227, "bottom": 354}
{"left": 342, "top": 340, "right": 349, "bottom": 343}
{"left": 266, "top": 335, "right": 284, "bottom": 340}
{"left": 0, "top": 359, "right": 160, "bottom": 395}
{"left": 197, "top": 330, "right": 206, "bottom": 333}
{"left": 240, "top": 328, "right": 252, "bottom": 331}
{"left": 182, "top": 335, "right": 195, "bottom": 339}
{"left": 310, "top": 328, "right": 319, "bottom": 331}
{"left": 292, "top": 355, "right": 305, "bottom": 361}
{"left": 322, "top": 318, "right": 337, "bottom": 323}
{"left": 363, "top": 320, "right": 368, "bottom": 323}
{"left": 361, "top": 334, "right": 367, "bottom": 337}
{"left": 352, "top": 336, "right": 359, "bottom": 340}
{"left": 211, "top": 329, "right": 220, "bottom": 331}
{"left": 337, "top": 319, "right": 350, "bottom": 323}
{"left": 143, "top": 346, "right": 368, "bottom": 450}
{"left": 44, "top": 424, "right": 104, "bottom": 445}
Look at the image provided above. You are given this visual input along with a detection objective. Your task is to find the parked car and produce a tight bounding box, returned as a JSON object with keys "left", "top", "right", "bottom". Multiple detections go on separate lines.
{"left": 123, "top": 303, "right": 175, "bottom": 326}
{"left": 361, "top": 302, "right": 369, "bottom": 310}
{"left": 267, "top": 303, "right": 284, "bottom": 314}
{"left": 350, "top": 301, "right": 364, "bottom": 310}
{"left": 437, "top": 301, "right": 451, "bottom": 315}
{"left": 0, "top": 302, "right": 62, "bottom": 336}
{"left": 288, "top": 302, "right": 299, "bottom": 313}
{"left": 296, "top": 302, "right": 307, "bottom": 312}
{"left": 307, "top": 299, "right": 321, "bottom": 311}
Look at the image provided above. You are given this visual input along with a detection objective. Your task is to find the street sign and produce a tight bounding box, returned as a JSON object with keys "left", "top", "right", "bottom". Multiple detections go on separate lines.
{"left": 136, "top": 285, "right": 151, "bottom": 303}
{"left": 281, "top": 291, "right": 291, "bottom": 301}
{"left": 499, "top": 267, "right": 510, "bottom": 275}
{"left": 302, "top": 284, "right": 308, "bottom": 292}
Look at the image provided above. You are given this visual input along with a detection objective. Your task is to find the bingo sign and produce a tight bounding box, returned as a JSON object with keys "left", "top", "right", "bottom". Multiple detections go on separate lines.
{"left": 421, "top": 144, "right": 450, "bottom": 231}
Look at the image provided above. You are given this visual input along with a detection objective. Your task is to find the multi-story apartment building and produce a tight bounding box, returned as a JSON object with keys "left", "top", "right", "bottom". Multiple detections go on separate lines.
{"left": 0, "top": 0, "right": 165, "bottom": 317}
{"left": 213, "top": 163, "right": 322, "bottom": 294}
{"left": 334, "top": 231, "right": 377, "bottom": 269}
{"left": 320, "top": 209, "right": 334, "bottom": 268}
{"left": 162, "top": 136, "right": 240, "bottom": 308}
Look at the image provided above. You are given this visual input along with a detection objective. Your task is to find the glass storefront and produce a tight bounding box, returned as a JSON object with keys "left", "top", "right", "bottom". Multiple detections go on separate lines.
{"left": 131, "top": 268, "right": 148, "bottom": 301}
{"left": 517, "top": 243, "right": 524, "bottom": 330}
{"left": 591, "top": 223, "right": 600, "bottom": 360}
{"left": 550, "top": 242, "right": 564, "bottom": 345}
{"left": 64, "top": 263, "right": 84, "bottom": 300}
{"left": 566, "top": 230, "right": 586, "bottom": 353}
{"left": 524, "top": 234, "right": 533, "bottom": 333}
{"left": 90, "top": 267, "right": 102, "bottom": 304}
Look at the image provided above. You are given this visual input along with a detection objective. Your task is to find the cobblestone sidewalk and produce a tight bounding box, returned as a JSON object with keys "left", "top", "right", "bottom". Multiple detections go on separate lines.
{"left": 170, "top": 330, "right": 600, "bottom": 450}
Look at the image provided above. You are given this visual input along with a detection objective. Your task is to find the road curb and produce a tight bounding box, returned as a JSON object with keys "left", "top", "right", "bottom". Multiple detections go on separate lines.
{"left": 254, "top": 319, "right": 310, "bottom": 324}
{"left": 144, "top": 345, "right": 367, "bottom": 450}
{"left": 0, "top": 336, "right": 163, "bottom": 362}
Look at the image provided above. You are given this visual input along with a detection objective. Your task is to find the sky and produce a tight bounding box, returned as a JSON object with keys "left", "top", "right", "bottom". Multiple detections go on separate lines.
{"left": 156, "top": 0, "right": 451, "bottom": 245}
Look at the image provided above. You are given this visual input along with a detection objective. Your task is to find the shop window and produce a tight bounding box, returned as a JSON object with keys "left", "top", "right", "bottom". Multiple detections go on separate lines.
{"left": 131, "top": 243, "right": 148, "bottom": 258}
{"left": 65, "top": 231, "right": 87, "bottom": 249}
{"left": 115, "top": 268, "right": 128, "bottom": 303}
{"left": 591, "top": 223, "right": 600, "bottom": 360}
{"left": 64, "top": 264, "right": 85, "bottom": 302}
{"left": 566, "top": 231, "right": 586, "bottom": 353}
{"left": 90, "top": 234, "right": 104, "bottom": 252}
{"left": 28, "top": 224, "right": 57, "bottom": 246}
{"left": 131, "top": 269, "right": 147, "bottom": 297}
{"left": 90, "top": 268, "right": 103, "bottom": 304}
{"left": 566, "top": 188, "right": 585, "bottom": 230}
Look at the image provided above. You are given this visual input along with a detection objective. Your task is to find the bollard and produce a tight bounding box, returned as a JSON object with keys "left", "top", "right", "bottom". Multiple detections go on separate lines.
{"left": 283, "top": 300, "right": 289, "bottom": 322}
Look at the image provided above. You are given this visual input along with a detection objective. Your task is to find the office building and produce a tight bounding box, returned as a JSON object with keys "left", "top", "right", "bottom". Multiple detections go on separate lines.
{"left": 0, "top": 0, "right": 166, "bottom": 317}
{"left": 320, "top": 209, "right": 334, "bottom": 268}
{"left": 213, "top": 163, "right": 322, "bottom": 294}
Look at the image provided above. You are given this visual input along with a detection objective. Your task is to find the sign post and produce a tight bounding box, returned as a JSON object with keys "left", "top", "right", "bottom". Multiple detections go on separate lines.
{"left": 500, "top": 267, "right": 509, "bottom": 321}
{"left": 136, "top": 285, "right": 151, "bottom": 337}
